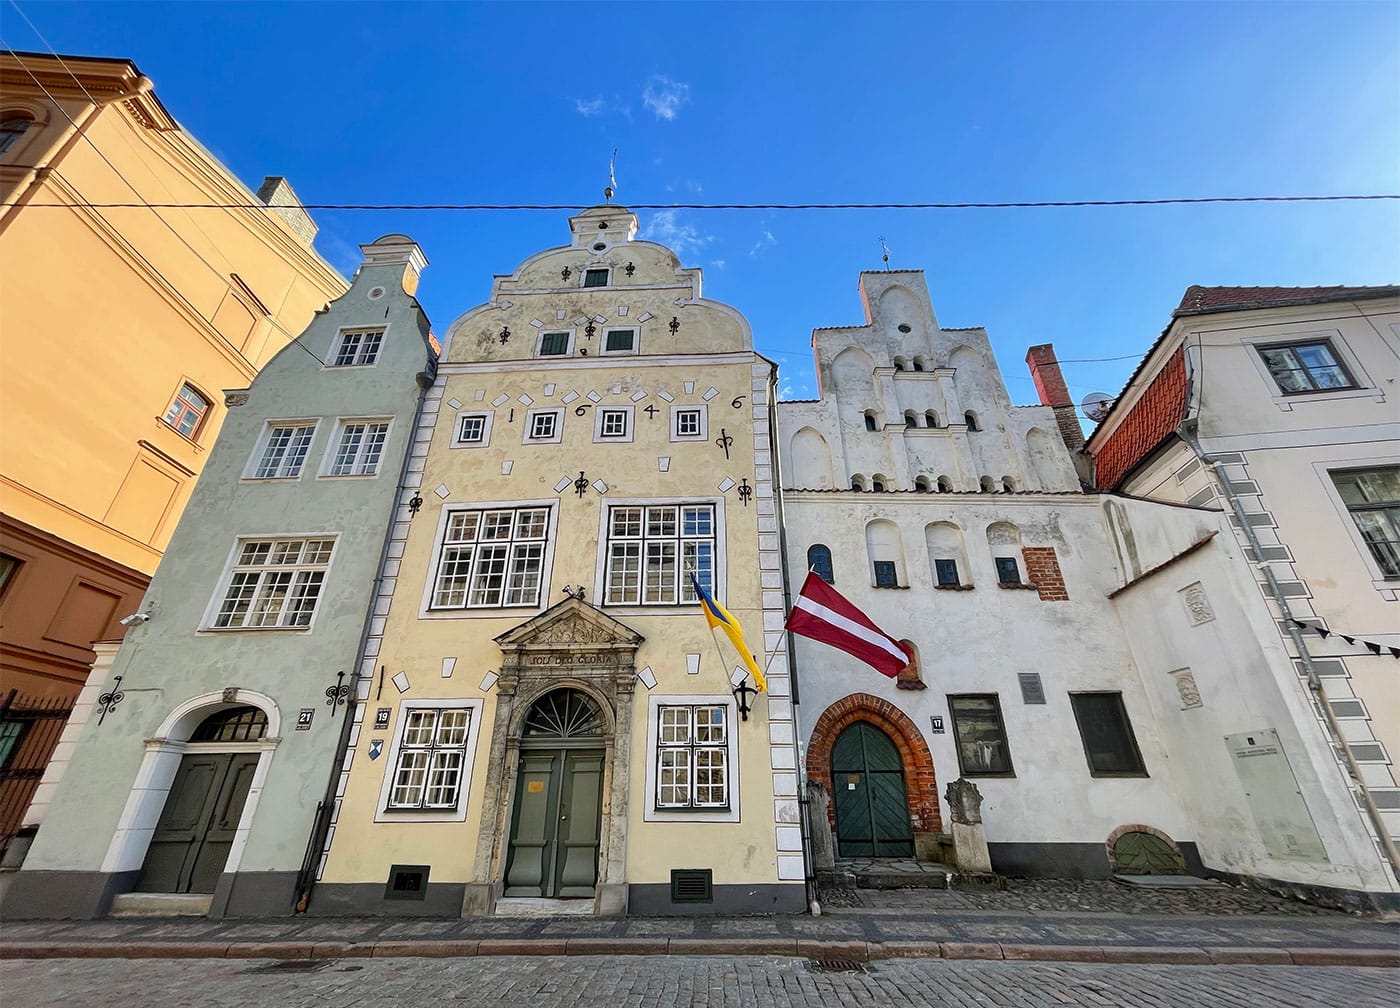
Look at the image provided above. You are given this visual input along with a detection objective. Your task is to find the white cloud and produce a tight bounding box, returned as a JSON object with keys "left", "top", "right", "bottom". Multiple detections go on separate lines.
{"left": 749, "top": 229, "right": 777, "bottom": 257}
{"left": 642, "top": 75, "right": 690, "bottom": 120}
{"left": 574, "top": 96, "right": 606, "bottom": 116}
{"left": 639, "top": 209, "right": 713, "bottom": 259}
{"left": 711, "top": 259, "right": 727, "bottom": 271}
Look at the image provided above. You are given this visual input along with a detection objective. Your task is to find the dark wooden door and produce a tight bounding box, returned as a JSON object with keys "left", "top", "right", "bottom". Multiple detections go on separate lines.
{"left": 832, "top": 722, "right": 914, "bottom": 857}
{"left": 503, "top": 748, "right": 603, "bottom": 898}
{"left": 135, "top": 752, "right": 258, "bottom": 893}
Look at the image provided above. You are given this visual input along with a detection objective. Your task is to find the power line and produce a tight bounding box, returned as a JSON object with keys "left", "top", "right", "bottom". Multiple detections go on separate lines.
{"left": 2, "top": 195, "right": 1396, "bottom": 212}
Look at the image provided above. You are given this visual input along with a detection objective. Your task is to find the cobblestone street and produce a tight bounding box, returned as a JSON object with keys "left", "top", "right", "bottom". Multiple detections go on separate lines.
{"left": 4, "top": 955, "right": 1397, "bottom": 1008}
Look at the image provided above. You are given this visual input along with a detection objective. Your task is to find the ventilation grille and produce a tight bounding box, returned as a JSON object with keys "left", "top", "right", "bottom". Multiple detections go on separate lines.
{"left": 670, "top": 868, "right": 713, "bottom": 904}
{"left": 385, "top": 864, "right": 430, "bottom": 901}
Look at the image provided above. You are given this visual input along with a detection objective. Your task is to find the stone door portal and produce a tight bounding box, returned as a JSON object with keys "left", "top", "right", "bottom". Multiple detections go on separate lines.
{"left": 832, "top": 721, "right": 915, "bottom": 857}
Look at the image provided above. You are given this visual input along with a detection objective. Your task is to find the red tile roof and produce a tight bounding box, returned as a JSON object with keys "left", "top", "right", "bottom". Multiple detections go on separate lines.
{"left": 1174, "top": 284, "right": 1398, "bottom": 316}
{"left": 1091, "top": 348, "right": 1188, "bottom": 491}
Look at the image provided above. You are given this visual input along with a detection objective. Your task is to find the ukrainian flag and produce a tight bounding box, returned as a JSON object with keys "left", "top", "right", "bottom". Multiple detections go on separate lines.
{"left": 690, "top": 573, "right": 767, "bottom": 692}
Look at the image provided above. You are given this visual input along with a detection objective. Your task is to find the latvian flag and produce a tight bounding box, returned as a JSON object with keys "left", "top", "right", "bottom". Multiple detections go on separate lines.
{"left": 785, "top": 572, "right": 911, "bottom": 678}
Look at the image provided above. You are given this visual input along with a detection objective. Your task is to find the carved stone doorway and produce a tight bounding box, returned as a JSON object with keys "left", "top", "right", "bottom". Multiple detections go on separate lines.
{"left": 463, "top": 598, "right": 643, "bottom": 917}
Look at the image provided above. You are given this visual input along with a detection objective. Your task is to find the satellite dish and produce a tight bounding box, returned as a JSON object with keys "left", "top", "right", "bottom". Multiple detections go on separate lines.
{"left": 1080, "top": 392, "right": 1115, "bottom": 422}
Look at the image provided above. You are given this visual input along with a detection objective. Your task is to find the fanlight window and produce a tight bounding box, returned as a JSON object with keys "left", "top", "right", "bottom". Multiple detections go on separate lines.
{"left": 191, "top": 706, "right": 268, "bottom": 742}
{"left": 522, "top": 689, "right": 605, "bottom": 738}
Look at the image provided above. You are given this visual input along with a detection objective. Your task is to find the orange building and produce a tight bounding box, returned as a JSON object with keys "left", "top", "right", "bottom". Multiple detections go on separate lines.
{"left": 0, "top": 50, "right": 345, "bottom": 839}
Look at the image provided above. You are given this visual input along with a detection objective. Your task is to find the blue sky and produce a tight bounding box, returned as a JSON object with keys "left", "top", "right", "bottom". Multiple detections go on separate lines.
{"left": 8, "top": 1, "right": 1397, "bottom": 409}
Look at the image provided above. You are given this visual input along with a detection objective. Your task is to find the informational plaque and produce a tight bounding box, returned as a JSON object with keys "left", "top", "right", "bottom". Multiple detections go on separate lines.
{"left": 1017, "top": 673, "right": 1046, "bottom": 705}
{"left": 1225, "top": 729, "right": 1327, "bottom": 862}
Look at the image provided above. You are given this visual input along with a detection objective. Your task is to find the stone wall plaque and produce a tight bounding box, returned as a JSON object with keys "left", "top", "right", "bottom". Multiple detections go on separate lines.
{"left": 1224, "top": 728, "right": 1327, "bottom": 862}
{"left": 1017, "top": 673, "right": 1046, "bottom": 705}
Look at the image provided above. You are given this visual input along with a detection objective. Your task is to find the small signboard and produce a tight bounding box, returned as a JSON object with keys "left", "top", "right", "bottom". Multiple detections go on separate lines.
{"left": 930, "top": 716, "right": 945, "bottom": 734}
{"left": 1018, "top": 673, "right": 1047, "bottom": 705}
{"left": 374, "top": 707, "right": 392, "bottom": 730}
{"left": 296, "top": 708, "right": 315, "bottom": 730}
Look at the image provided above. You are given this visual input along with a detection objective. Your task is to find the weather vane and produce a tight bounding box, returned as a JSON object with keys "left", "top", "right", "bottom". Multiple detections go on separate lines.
{"left": 879, "top": 236, "right": 891, "bottom": 268}
{"left": 604, "top": 148, "right": 617, "bottom": 202}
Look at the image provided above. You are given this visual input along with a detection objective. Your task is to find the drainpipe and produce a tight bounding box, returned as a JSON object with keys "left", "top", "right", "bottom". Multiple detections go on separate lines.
{"left": 1175, "top": 347, "right": 1400, "bottom": 884}
{"left": 765, "top": 360, "right": 821, "bottom": 916}
{"left": 293, "top": 361, "right": 436, "bottom": 912}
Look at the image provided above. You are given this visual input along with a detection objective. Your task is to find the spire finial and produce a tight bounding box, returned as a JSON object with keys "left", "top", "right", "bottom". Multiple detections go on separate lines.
{"left": 879, "top": 236, "right": 891, "bottom": 268}
{"left": 604, "top": 148, "right": 618, "bottom": 202}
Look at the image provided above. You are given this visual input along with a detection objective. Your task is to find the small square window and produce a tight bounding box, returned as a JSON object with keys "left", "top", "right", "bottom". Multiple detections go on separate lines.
{"left": 873, "top": 560, "right": 898, "bottom": 588}
{"left": 1257, "top": 340, "right": 1356, "bottom": 394}
{"left": 995, "top": 557, "right": 1021, "bottom": 585}
{"left": 527, "top": 411, "right": 559, "bottom": 441}
{"left": 539, "top": 331, "right": 570, "bottom": 356}
{"left": 457, "top": 414, "right": 486, "bottom": 444}
{"left": 676, "top": 409, "right": 701, "bottom": 437}
{"left": 332, "top": 328, "right": 383, "bottom": 366}
{"left": 935, "top": 559, "right": 960, "bottom": 587}
{"left": 600, "top": 409, "right": 628, "bottom": 438}
{"left": 583, "top": 268, "right": 609, "bottom": 288}
{"left": 1069, "top": 692, "right": 1147, "bottom": 776}
{"left": 604, "top": 329, "right": 636, "bottom": 354}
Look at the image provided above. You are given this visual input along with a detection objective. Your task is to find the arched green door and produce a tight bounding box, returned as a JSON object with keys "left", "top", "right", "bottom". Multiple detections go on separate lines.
{"left": 831, "top": 721, "right": 914, "bottom": 857}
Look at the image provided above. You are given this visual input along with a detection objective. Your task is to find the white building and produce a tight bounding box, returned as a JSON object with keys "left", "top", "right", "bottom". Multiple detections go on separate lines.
{"left": 778, "top": 272, "right": 1399, "bottom": 909}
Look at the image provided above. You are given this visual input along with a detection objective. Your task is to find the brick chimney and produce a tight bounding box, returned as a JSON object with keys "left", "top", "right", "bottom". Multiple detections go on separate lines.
{"left": 1025, "top": 344, "right": 1086, "bottom": 453}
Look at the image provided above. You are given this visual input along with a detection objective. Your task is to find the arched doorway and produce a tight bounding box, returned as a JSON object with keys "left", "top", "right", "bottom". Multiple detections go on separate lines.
{"left": 134, "top": 706, "right": 266, "bottom": 894}
{"left": 831, "top": 721, "right": 914, "bottom": 857}
{"left": 503, "top": 689, "right": 606, "bottom": 898}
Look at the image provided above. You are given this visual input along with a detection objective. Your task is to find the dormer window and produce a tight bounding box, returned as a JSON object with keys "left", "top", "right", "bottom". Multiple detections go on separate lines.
{"left": 583, "top": 268, "right": 609, "bottom": 288}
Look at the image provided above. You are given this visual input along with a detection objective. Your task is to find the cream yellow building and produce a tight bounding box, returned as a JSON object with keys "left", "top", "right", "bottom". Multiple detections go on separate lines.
{"left": 0, "top": 51, "right": 345, "bottom": 722}
{"left": 316, "top": 206, "right": 806, "bottom": 916}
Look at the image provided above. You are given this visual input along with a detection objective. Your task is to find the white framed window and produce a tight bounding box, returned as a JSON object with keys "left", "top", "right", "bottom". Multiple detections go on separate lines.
{"left": 453, "top": 411, "right": 494, "bottom": 447}
{"left": 601, "top": 327, "right": 638, "bottom": 355}
{"left": 644, "top": 695, "right": 739, "bottom": 822}
{"left": 375, "top": 699, "right": 484, "bottom": 823}
{"left": 537, "top": 330, "right": 572, "bottom": 357}
{"left": 524, "top": 408, "right": 563, "bottom": 444}
{"left": 162, "top": 382, "right": 212, "bottom": 440}
{"left": 426, "top": 504, "right": 554, "bottom": 611}
{"left": 331, "top": 327, "right": 384, "bottom": 366}
{"left": 1329, "top": 466, "right": 1400, "bottom": 580}
{"left": 323, "top": 419, "right": 391, "bottom": 477}
{"left": 603, "top": 503, "right": 715, "bottom": 606}
{"left": 246, "top": 421, "right": 318, "bottom": 479}
{"left": 593, "top": 405, "right": 634, "bottom": 443}
{"left": 582, "top": 267, "right": 609, "bottom": 288}
{"left": 207, "top": 536, "right": 336, "bottom": 630}
{"left": 670, "top": 405, "right": 708, "bottom": 442}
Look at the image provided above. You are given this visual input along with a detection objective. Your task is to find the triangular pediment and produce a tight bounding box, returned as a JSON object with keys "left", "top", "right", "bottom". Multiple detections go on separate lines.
{"left": 494, "top": 597, "right": 644, "bottom": 652}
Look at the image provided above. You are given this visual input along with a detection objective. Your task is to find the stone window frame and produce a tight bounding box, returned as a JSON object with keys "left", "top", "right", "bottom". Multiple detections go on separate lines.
{"left": 593, "top": 496, "right": 727, "bottom": 613}
{"left": 593, "top": 405, "right": 635, "bottom": 444}
{"left": 1238, "top": 328, "right": 1378, "bottom": 411}
{"left": 523, "top": 408, "right": 564, "bottom": 445}
{"left": 600, "top": 326, "right": 639, "bottom": 356}
{"left": 374, "top": 698, "right": 485, "bottom": 823}
{"left": 582, "top": 267, "right": 610, "bottom": 289}
{"left": 643, "top": 694, "right": 740, "bottom": 823}
{"left": 670, "top": 404, "right": 708, "bottom": 443}
{"left": 536, "top": 329, "right": 574, "bottom": 358}
{"left": 452, "top": 410, "right": 495, "bottom": 449}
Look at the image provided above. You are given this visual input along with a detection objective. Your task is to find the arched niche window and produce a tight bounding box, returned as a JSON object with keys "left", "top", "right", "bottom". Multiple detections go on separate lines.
{"left": 926, "top": 521, "right": 970, "bottom": 589}
{"left": 986, "top": 521, "right": 1024, "bottom": 586}
{"left": 964, "top": 411, "right": 980, "bottom": 431}
{"left": 936, "top": 476, "right": 953, "bottom": 493}
{"left": 979, "top": 476, "right": 997, "bottom": 493}
{"left": 807, "top": 544, "right": 834, "bottom": 583}
{"left": 850, "top": 475, "right": 867, "bottom": 492}
{"left": 866, "top": 519, "right": 905, "bottom": 588}
{"left": 892, "top": 356, "right": 907, "bottom": 372}
{"left": 912, "top": 356, "right": 928, "bottom": 372}
{"left": 903, "top": 410, "right": 918, "bottom": 429}
{"left": 896, "top": 639, "right": 926, "bottom": 691}
{"left": 871, "top": 474, "right": 887, "bottom": 492}
{"left": 191, "top": 705, "right": 268, "bottom": 742}
{"left": 1002, "top": 476, "right": 1017, "bottom": 493}
{"left": 924, "top": 410, "right": 939, "bottom": 428}
{"left": 863, "top": 411, "right": 878, "bottom": 432}
{"left": 914, "top": 476, "right": 932, "bottom": 493}
{"left": 0, "top": 115, "right": 33, "bottom": 156}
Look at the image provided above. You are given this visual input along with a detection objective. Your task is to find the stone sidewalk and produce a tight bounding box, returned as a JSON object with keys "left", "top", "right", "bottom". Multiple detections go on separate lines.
{"left": 2, "top": 879, "right": 1396, "bottom": 967}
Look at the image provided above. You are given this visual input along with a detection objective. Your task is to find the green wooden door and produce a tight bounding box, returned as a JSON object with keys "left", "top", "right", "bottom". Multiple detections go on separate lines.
{"left": 832, "top": 722, "right": 914, "bottom": 857}
{"left": 135, "top": 752, "right": 258, "bottom": 893}
{"left": 503, "top": 748, "right": 603, "bottom": 898}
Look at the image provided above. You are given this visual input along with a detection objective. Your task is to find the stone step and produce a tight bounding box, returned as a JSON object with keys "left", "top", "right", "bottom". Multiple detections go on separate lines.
{"left": 108, "top": 893, "right": 213, "bottom": 917}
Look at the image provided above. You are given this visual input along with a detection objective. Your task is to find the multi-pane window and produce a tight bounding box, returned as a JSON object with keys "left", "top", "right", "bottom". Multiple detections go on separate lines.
{"left": 430, "top": 507, "right": 550, "bottom": 609}
{"left": 0, "top": 116, "right": 33, "bottom": 156}
{"left": 676, "top": 409, "right": 702, "bottom": 437}
{"left": 251, "top": 423, "right": 316, "bottom": 479}
{"left": 873, "top": 560, "right": 898, "bottom": 587}
{"left": 604, "top": 504, "right": 715, "bottom": 605}
{"left": 935, "top": 559, "right": 961, "bottom": 587}
{"left": 328, "top": 420, "right": 389, "bottom": 476}
{"left": 1331, "top": 467, "right": 1400, "bottom": 577}
{"left": 163, "top": 383, "right": 211, "bottom": 439}
{"left": 1069, "top": 692, "right": 1147, "bottom": 776}
{"left": 332, "top": 328, "right": 384, "bottom": 366}
{"left": 212, "top": 538, "right": 334, "bottom": 629}
{"left": 1258, "top": 340, "right": 1355, "bottom": 393}
{"left": 995, "top": 557, "right": 1022, "bottom": 585}
{"left": 583, "top": 268, "right": 608, "bottom": 288}
{"left": 808, "top": 544, "right": 834, "bottom": 584}
{"left": 948, "top": 694, "right": 1014, "bottom": 776}
{"left": 604, "top": 329, "right": 635, "bottom": 353}
{"left": 388, "top": 708, "right": 472, "bottom": 809}
{"left": 539, "top": 331, "right": 569, "bottom": 356}
{"left": 599, "top": 409, "right": 629, "bottom": 438}
{"left": 656, "top": 705, "right": 729, "bottom": 809}
{"left": 526, "top": 410, "right": 561, "bottom": 442}
{"left": 457, "top": 414, "right": 487, "bottom": 444}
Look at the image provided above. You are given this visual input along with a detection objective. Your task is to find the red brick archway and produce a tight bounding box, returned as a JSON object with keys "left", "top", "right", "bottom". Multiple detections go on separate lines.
{"left": 807, "top": 693, "right": 941, "bottom": 833}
